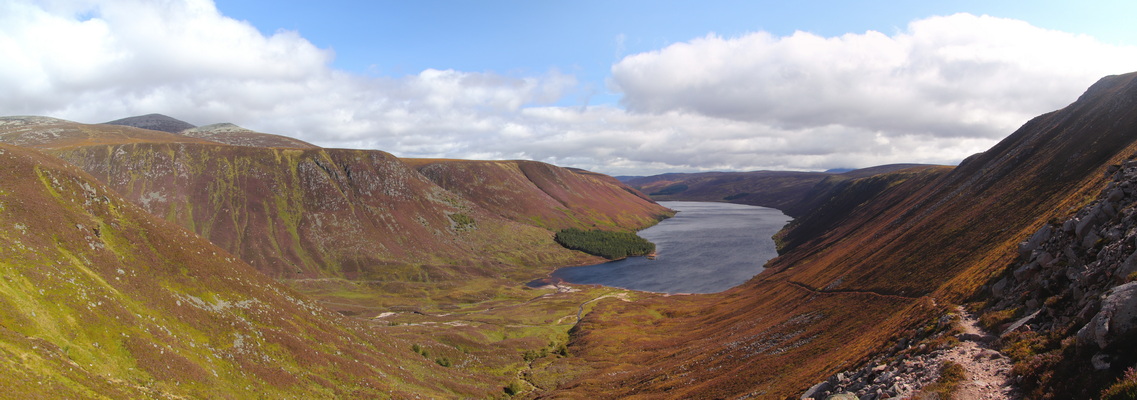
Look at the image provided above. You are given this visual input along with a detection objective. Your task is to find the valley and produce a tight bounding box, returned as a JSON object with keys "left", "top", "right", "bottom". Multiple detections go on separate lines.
{"left": 2, "top": 71, "right": 1137, "bottom": 399}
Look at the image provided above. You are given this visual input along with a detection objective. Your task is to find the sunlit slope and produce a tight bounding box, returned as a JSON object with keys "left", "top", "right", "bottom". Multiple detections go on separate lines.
{"left": 541, "top": 72, "right": 1137, "bottom": 398}
{"left": 0, "top": 116, "right": 215, "bottom": 149}
{"left": 407, "top": 158, "right": 670, "bottom": 231}
{"left": 0, "top": 143, "right": 496, "bottom": 398}
{"left": 48, "top": 143, "right": 603, "bottom": 281}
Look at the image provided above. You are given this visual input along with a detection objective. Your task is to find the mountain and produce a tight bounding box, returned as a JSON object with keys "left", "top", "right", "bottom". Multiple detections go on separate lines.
{"left": 180, "top": 123, "right": 319, "bottom": 148}
{"left": 104, "top": 113, "right": 196, "bottom": 133}
{"left": 0, "top": 142, "right": 504, "bottom": 398}
{"left": 622, "top": 164, "right": 928, "bottom": 217}
{"left": 0, "top": 116, "right": 214, "bottom": 148}
{"left": 0, "top": 118, "right": 671, "bottom": 315}
{"left": 531, "top": 72, "right": 1137, "bottom": 398}
{"left": 407, "top": 159, "right": 668, "bottom": 231}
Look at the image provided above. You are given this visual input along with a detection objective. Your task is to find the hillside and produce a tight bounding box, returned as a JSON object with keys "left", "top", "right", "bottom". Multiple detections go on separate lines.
{"left": 623, "top": 164, "right": 927, "bottom": 217}
{"left": 407, "top": 159, "right": 670, "bottom": 231}
{"left": 104, "top": 113, "right": 197, "bottom": 133}
{"left": 0, "top": 142, "right": 507, "bottom": 398}
{"left": 0, "top": 118, "right": 671, "bottom": 316}
{"left": 180, "top": 123, "right": 319, "bottom": 148}
{"left": 532, "top": 73, "right": 1137, "bottom": 398}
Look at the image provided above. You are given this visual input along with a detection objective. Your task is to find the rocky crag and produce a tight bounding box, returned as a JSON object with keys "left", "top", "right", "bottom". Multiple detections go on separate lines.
{"left": 980, "top": 156, "right": 1137, "bottom": 398}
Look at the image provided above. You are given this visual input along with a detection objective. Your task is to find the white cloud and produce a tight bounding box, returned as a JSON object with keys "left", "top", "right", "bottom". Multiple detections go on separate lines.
{"left": 610, "top": 14, "right": 1137, "bottom": 142}
{"left": 2, "top": 3, "right": 1136, "bottom": 176}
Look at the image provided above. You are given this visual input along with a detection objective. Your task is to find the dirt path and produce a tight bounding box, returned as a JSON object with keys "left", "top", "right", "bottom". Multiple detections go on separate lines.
{"left": 942, "top": 306, "right": 1018, "bottom": 400}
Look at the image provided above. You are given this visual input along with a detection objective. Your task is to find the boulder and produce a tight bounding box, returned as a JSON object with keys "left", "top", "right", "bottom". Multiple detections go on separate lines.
{"left": 801, "top": 381, "right": 831, "bottom": 400}
{"left": 1077, "top": 282, "right": 1137, "bottom": 349}
{"left": 1019, "top": 225, "right": 1053, "bottom": 257}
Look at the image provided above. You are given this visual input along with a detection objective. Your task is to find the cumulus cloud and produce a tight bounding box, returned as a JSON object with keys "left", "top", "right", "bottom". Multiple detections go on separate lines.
{"left": 611, "top": 14, "right": 1137, "bottom": 141}
{"left": 2, "top": 2, "right": 1136, "bottom": 175}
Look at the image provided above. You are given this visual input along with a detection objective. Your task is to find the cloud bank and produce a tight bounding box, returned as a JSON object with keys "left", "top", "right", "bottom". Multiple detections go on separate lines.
{"left": 3, "top": 1, "right": 1136, "bottom": 175}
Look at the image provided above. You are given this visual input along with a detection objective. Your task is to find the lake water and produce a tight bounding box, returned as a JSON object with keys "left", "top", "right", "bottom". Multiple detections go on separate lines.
{"left": 548, "top": 201, "right": 792, "bottom": 294}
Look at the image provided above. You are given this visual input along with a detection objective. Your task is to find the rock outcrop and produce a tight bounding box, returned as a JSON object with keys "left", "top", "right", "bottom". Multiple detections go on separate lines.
{"left": 983, "top": 156, "right": 1137, "bottom": 397}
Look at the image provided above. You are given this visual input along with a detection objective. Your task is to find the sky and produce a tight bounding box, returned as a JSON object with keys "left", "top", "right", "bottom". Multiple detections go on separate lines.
{"left": 3, "top": 0, "right": 1137, "bottom": 175}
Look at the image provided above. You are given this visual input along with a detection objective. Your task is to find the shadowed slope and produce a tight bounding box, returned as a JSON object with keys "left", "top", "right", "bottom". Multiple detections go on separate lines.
{"left": 539, "top": 72, "right": 1137, "bottom": 398}
{"left": 104, "top": 113, "right": 196, "bottom": 133}
{"left": 623, "top": 164, "right": 927, "bottom": 218}
{"left": 0, "top": 143, "right": 504, "bottom": 398}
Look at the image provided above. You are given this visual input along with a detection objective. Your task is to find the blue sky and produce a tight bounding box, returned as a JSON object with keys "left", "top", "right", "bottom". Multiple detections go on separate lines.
{"left": 216, "top": 0, "right": 1137, "bottom": 108}
{"left": 4, "top": 0, "right": 1137, "bottom": 174}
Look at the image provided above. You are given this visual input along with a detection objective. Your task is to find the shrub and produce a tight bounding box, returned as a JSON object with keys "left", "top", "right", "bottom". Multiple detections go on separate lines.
{"left": 1102, "top": 368, "right": 1137, "bottom": 400}
{"left": 917, "top": 361, "right": 966, "bottom": 398}
{"left": 448, "top": 213, "right": 476, "bottom": 231}
{"left": 435, "top": 357, "right": 451, "bottom": 367}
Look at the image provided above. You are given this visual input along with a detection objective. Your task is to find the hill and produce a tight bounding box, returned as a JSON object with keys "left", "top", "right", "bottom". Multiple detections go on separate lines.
{"left": 0, "top": 118, "right": 671, "bottom": 315}
{"left": 104, "top": 113, "right": 196, "bottom": 133}
{"left": 180, "top": 123, "right": 319, "bottom": 148}
{"left": 0, "top": 142, "right": 507, "bottom": 398}
{"left": 623, "top": 164, "right": 928, "bottom": 217}
{"left": 531, "top": 72, "right": 1137, "bottom": 398}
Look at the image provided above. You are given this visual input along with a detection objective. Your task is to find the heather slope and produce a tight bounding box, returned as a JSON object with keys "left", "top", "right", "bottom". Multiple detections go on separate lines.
{"left": 0, "top": 120, "right": 671, "bottom": 314}
{"left": 408, "top": 159, "right": 670, "bottom": 231}
{"left": 540, "top": 73, "right": 1137, "bottom": 398}
{"left": 0, "top": 143, "right": 494, "bottom": 398}
{"left": 623, "top": 164, "right": 926, "bottom": 217}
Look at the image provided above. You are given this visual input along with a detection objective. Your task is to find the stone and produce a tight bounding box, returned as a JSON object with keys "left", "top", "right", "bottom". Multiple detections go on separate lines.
{"left": 1014, "top": 262, "right": 1041, "bottom": 282}
{"left": 1077, "top": 282, "right": 1137, "bottom": 349}
{"left": 991, "top": 277, "right": 1009, "bottom": 298}
{"left": 824, "top": 393, "right": 858, "bottom": 400}
{"left": 801, "top": 381, "right": 832, "bottom": 400}
{"left": 1117, "top": 251, "right": 1137, "bottom": 283}
{"left": 1092, "top": 353, "right": 1112, "bottom": 370}
{"left": 1109, "top": 188, "right": 1126, "bottom": 202}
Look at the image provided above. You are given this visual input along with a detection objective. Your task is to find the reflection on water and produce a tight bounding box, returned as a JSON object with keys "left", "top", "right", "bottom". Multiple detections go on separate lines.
{"left": 548, "top": 201, "right": 791, "bottom": 294}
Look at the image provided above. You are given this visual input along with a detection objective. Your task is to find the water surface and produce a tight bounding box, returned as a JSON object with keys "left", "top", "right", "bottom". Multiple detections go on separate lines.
{"left": 550, "top": 201, "right": 791, "bottom": 293}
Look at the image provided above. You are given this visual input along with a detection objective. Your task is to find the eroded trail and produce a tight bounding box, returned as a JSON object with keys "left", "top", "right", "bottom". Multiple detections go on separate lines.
{"left": 942, "top": 306, "right": 1018, "bottom": 400}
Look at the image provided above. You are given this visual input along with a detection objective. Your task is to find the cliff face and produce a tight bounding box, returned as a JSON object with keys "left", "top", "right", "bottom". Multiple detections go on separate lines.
{"left": 540, "top": 73, "right": 1137, "bottom": 398}
{"left": 0, "top": 143, "right": 493, "bottom": 398}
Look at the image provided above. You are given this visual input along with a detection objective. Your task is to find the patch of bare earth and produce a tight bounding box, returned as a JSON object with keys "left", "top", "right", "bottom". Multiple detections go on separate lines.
{"left": 942, "top": 306, "right": 1018, "bottom": 400}
{"left": 805, "top": 306, "right": 1019, "bottom": 400}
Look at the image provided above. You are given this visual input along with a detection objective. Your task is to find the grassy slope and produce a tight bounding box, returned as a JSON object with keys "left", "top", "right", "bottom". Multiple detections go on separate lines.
{"left": 0, "top": 119, "right": 674, "bottom": 398}
{"left": 32, "top": 140, "right": 666, "bottom": 313}
{"left": 0, "top": 143, "right": 510, "bottom": 398}
{"left": 536, "top": 73, "right": 1137, "bottom": 398}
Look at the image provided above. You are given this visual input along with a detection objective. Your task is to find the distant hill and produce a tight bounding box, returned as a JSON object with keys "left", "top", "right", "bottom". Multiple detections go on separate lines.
{"left": 622, "top": 164, "right": 930, "bottom": 217}
{"left": 180, "top": 123, "right": 318, "bottom": 148}
{"left": 104, "top": 113, "right": 196, "bottom": 133}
